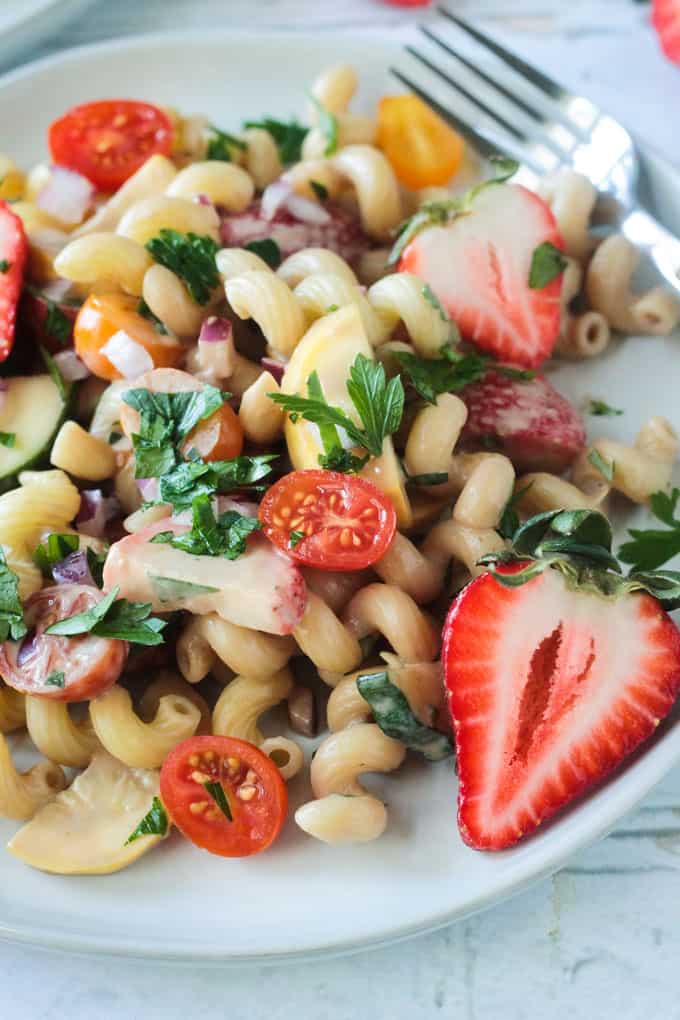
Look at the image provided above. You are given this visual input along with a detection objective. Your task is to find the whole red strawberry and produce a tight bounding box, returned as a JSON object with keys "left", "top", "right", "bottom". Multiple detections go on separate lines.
{"left": 459, "top": 369, "right": 586, "bottom": 473}
{"left": 442, "top": 509, "right": 680, "bottom": 851}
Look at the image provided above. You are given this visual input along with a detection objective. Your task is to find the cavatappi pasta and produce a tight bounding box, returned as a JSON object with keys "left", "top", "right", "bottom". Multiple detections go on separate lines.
{"left": 0, "top": 59, "right": 677, "bottom": 876}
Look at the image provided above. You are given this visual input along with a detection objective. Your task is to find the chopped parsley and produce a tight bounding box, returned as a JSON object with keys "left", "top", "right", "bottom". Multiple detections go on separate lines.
{"left": 150, "top": 493, "right": 260, "bottom": 559}
{"left": 243, "top": 116, "right": 308, "bottom": 164}
{"left": 124, "top": 797, "right": 169, "bottom": 845}
{"left": 45, "top": 586, "right": 167, "bottom": 645}
{"left": 157, "top": 454, "right": 276, "bottom": 511}
{"left": 588, "top": 448, "right": 615, "bottom": 483}
{"left": 0, "top": 432, "right": 15, "bottom": 448}
{"left": 289, "top": 530, "right": 305, "bottom": 549}
{"left": 40, "top": 345, "right": 72, "bottom": 403}
{"left": 206, "top": 125, "right": 246, "bottom": 162}
{"left": 310, "top": 179, "right": 328, "bottom": 201}
{"left": 44, "top": 301, "right": 72, "bottom": 346}
{"left": 393, "top": 346, "right": 488, "bottom": 405}
{"left": 0, "top": 550, "right": 26, "bottom": 642}
{"left": 619, "top": 488, "right": 680, "bottom": 571}
{"left": 528, "top": 241, "right": 568, "bottom": 289}
{"left": 203, "top": 781, "right": 233, "bottom": 820}
{"left": 357, "top": 671, "right": 454, "bottom": 761}
{"left": 33, "top": 533, "right": 80, "bottom": 576}
{"left": 145, "top": 230, "right": 219, "bottom": 305}
{"left": 0, "top": 259, "right": 10, "bottom": 273}
{"left": 244, "top": 238, "right": 282, "bottom": 269}
{"left": 270, "top": 353, "right": 404, "bottom": 463}
{"left": 137, "top": 298, "right": 168, "bottom": 334}
{"left": 44, "top": 671, "right": 65, "bottom": 688}
{"left": 308, "top": 96, "right": 338, "bottom": 156}
{"left": 587, "top": 398, "right": 623, "bottom": 417}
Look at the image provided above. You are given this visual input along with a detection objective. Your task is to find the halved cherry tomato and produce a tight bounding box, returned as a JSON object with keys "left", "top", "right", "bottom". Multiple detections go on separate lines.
{"left": 0, "top": 584, "right": 127, "bottom": 702}
{"left": 160, "top": 735, "right": 288, "bottom": 857}
{"left": 74, "top": 292, "right": 184, "bottom": 381}
{"left": 376, "top": 94, "right": 464, "bottom": 190}
{"left": 181, "top": 403, "right": 244, "bottom": 462}
{"left": 48, "top": 100, "right": 174, "bottom": 193}
{"left": 259, "top": 469, "right": 397, "bottom": 571}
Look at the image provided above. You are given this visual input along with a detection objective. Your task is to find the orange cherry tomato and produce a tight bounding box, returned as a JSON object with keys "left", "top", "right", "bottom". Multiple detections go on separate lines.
{"left": 259, "top": 469, "right": 397, "bottom": 571}
{"left": 73, "top": 292, "right": 184, "bottom": 381}
{"left": 181, "top": 403, "right": 244, "bottom": 462}
{"left": 160, "top": 735, "right": 288, "bottom": 857}
{"left": 376, "top": 94, "right": 464, "bottom": 190}
{"left": 48, "top": 100, "right": 174, "bottom": 192}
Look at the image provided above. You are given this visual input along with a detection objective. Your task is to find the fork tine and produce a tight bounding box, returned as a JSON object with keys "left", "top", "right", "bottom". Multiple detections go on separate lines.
{"left": 403, "top": 46, "right": 556, "bottom": 172}
{"left": 437, "top": 7, "right": 568, "bottom": 102}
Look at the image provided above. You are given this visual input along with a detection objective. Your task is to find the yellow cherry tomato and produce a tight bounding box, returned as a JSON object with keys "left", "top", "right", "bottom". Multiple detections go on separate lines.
{"left": 376, "top": 94, "right": 465, "bottom": 190}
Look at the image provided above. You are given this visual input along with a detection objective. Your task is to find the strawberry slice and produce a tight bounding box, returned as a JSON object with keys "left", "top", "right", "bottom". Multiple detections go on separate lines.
{"left": 443, "top": 559, "right": 680, "bottom": 851}
{"left": 400, "top": 184, "right": 563, "bottom": 369}
{"left": 0, "top": 202, "right": 28, "bottom": 363}
{"left": 459, "top": 369, "right": 586, "bottom": 473}
{"left": 652, "top": 0, "right": 680, "bottom": 64}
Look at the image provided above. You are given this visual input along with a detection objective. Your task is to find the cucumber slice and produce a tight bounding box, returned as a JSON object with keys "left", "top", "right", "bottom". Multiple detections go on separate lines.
{"left": 0, "top": 375, "right": 68, "bottom": 492}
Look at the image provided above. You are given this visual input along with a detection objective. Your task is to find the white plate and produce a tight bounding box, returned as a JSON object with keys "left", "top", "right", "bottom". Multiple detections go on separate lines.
{"left": 0, "top": 30, "right": 678, "bottom": 964}
{"left": 0, "top": 0, "right": 96, "bottom": 71}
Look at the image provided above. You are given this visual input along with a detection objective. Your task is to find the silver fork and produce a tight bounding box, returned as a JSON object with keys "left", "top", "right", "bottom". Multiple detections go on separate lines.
{"left": 391, "top": 6, "right": 680, "bottom": 294}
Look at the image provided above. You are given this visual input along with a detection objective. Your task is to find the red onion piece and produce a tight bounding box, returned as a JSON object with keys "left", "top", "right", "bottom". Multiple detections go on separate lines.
{"left": 16, "top": 630, "right": 37, "bottom": 666}
{"left": 260, "top": 179, "right": 331, "bottom": 225}
{"left": 195, "top": 193, "right": 214, "bottom": 207}
{"left": 37, "top": 166, "right": 94, "bottom": 225}
{"left": 54, "top": 349, "right": 90, "bottom": 381}
{"left": 260, "top": 355, "right": 287, "bottom": 384}
{"left": 136, "top": 477, "right": 159, "bottom": 501}
{"left": 100, "top": 330, "right": 154, "bottom": 378}
{"left": 52, "top": 550, "right": 96, "bottom": 587}
{"left": 216, "top": 495, "right": 260, "bottom": 518}
{"left": 41, "top": 278, "right": 75, "bottom": 303}
{"left": 0, "top": 379, "right": 7, "bottom": 415}
{"left": 76, "top": 490, "right": 121, "bottom": 538}
{"left": 285, "top": 193, "right": 332, "bottom": 225}
{"left": 198, "top": 316, "right": 232, "bottom": 344}
{"left": 260, "top": 180, "right": 293, "bottom": 221}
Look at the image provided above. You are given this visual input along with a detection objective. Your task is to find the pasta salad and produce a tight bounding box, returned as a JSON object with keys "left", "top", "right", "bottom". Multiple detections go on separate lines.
{"left": 0, "top": 62, "right": 679, "bottom": 873}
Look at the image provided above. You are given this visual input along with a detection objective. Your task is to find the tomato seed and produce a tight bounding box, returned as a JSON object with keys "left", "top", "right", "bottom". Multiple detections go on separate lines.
{"left": 190, "top": 800, "right": 209, "bottom": 814}
{"left": 237, "top": 785, "right": 257, "bottom": 801}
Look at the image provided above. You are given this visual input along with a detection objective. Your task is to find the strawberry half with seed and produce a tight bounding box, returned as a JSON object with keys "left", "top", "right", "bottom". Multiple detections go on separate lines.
{"left": 459, "top": 369, "right": 586, "bottom": 473}
{"left": 400, "top": 184, "right": 563, "bottom": 369}
{"left": 442, "top": 509, "right": 680, "bottom": 851}
{"left": 652, "top": 0, "right": 680, "bottom": 65}
{"left": 0, "top": 202, "right": 28, "bottom": 363}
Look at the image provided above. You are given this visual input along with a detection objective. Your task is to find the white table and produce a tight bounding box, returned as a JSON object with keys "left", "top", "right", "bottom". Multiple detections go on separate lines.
{"left": 3, "top": 2, "right": 680, "bottom": 1017}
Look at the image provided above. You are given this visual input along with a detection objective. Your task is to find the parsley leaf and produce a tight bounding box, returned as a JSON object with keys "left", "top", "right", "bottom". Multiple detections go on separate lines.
{"left": 394, "top": 348, "right": 488, "bottom": 405}
{"left": 44, "top": 300, "right": 72, "bottom": 346}
{"left": 157, "top": 454, "right": 276, "bottom": 511}
{"left": 0, "top": 432, "right": 15, "bottom": 448}
{"left": 528, "top": 241, "right": 568, "bottom": 289}
{"left": 45, "top": 586, "right": 167, "bottom": 645}
{"left": 406, "top": 472, "right": 448, "bottom": 487}
{"left": 124, "top": 797, "right": 169, "bottom": 845}
{"left": 148, "top": 575, "right": 220, "bottom": 603}
{"left": 244, "top": 238, "right": 282, "bottom": 269}
{"left": 619, "top": 488, "right": 680, "bottom": 571}
{"left": 206, "top": 125, "right": 246, "bottom": 162}
{"left": 45, "top": 671, "right": 65, "bottom": 688}
{"left": 0, "top": 550, "right": 26, "bottom": 642}
{"left": 310, "top": 179, "right": 328, "bottom": 201}
{"left": 318, "top": 447, "right": 368, "bottom": 473}
{"left": 0, "top": 260, "right": 10, "bottom": 273}
{"left": 33, "top": 533, "right": 80, "bottom": 576}
{"left": 151, "top": 493, "right": 260, "bottom": 559}
{"left": 270, "top": 354, "right": 404, "bottom": 460}
{"left": 308, "top": 96, "right": 339, "bottom": 156}
{"left": 145, "top": 230, "right": 219, "bottom": 305}
{"left": 588, "top": 399, "right": 623, "bottom": 417}
{"left": 40, "top": 345, "right": 72, "bottom": 403}
{"left": 203, "top": 781, "right": 233, "bottom": 820}
{"left": 421, "top": 284, "right": 449, "bottom": 323}
{"left": 243, "top": 117, "right": 308, "bottom": 164}
{"left": 357, "top": 671, "right": 454, "bottom": 761}
{"left": 137, "top": 298, "right": 168, "bottom": 335}
{"left": 588, "top": 449, "right": 615, "bottom": 483}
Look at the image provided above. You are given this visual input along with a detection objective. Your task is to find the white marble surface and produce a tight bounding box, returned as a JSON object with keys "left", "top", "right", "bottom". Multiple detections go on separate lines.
{"left": 2, "top": 1, "right": 680, "bottom": 1017}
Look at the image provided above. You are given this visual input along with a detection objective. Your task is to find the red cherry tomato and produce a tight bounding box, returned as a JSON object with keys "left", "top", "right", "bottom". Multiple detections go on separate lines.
{"left": 258, "top": 469, "right": 397, "bottom": 571}
{"left": 0, "top": 584, "right": 127, "bottom": 702}
{"left": 160, "top": 735, "right": 288, "bottom": 857}
{"left": 48, "top": 100, "right": 174, "bottom": 192}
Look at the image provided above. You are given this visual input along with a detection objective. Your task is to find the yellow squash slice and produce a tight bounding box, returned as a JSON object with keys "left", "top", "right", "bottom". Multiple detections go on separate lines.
{"left": 281, "top": 305, "right": 412, "bottom": 527}
{"left": 7, "top": 751, "right": 167, "bottom": 875}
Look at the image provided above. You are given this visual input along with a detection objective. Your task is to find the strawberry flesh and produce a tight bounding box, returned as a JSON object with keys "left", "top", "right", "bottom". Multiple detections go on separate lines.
{"left": 443, "top": 564, "right": 680, "bottom": 850}
{"left": 459, "top": 369, "right": 586, "bottom": 473}
{"left": 400, "top": 184, "right": 563, "bottom": 369}
{"left": 652, "top": 0, "right": 680, "bottom": 64}
{"left": 0, "top": 202, "right": 28, "bottom": 363}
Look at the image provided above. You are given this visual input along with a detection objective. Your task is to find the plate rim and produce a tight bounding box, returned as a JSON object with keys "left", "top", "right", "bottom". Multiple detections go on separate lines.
{"left": 0, "top": 26, "right": 679, "bottom": 965}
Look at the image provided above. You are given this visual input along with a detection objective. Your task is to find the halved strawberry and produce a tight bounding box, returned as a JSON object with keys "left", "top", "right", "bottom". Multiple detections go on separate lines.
{"left": 400, "top": 184, "right": 563, "bottom": 369}
{"left": 459, "top": 369, "right": 586, "bottom": 473}
{"left": 652, "top": 0, "right": 680, "bottom": 65}
{"left": 0, "top": 201, "right": 28, "bottom": 362}
{"left": 443, "top": 561, "right": 680, "bottom": 851}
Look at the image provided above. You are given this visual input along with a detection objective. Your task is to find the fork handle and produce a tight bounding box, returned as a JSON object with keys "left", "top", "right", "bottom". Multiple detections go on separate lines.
{"left": 620, "top": 207, "right": 680, "bottom": 295}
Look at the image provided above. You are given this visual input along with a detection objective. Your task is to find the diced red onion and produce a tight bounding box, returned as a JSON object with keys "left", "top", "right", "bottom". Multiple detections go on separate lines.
{"left": 260, "top": 355, "right": 287, "bottom": 384}
{"left": 199, "top": 316, "right": 232, "bottom": 344}
{"left": 0, "top": 379, "right": 7, "bottom": 415}
{"left": 100, "top": 330, "right": 154, "bottom": 378}
{"left": 54, "top": 349, "right": 90, "bottom": 382}
{"left": 136, "top": 477, "right": 159, "bottom": 501}
{"left": 260, "top": 179, "right": 331, "bottom": 225}
{"left": 285, "top": 193, "right": 332, "bottom": 225}
{"left": 41, "top": 278, "right": 75, "bottom": 303}
{"left": 52, "top": 550, "right": 96, "bottom": 587}
{"left": 17, "top": 630, "right": 37, "bottom": 666}
{"left": 37, "top": 166, "right": 94, "bottom": 225}
{"left": 195, "top": 193, "right": 214, "bottom": 207}
{"left": 217, "top": 495, "right": 259, "bottom": 518}
{"left": 197, "top": 317, "right": 234, "bottom": 379}
{"left": 260, "top": 180, "right": 293, "bottom": 221}
{"left": 76, "top": 490, "right": 121, "bottom": 538}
